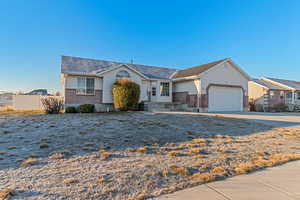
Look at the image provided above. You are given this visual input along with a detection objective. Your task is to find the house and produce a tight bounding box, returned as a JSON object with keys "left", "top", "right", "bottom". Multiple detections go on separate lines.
{"left": 249, "top": 77, "right": 300, "bottom": 111}
{"left": 26, "top": 89, "right": 49, "bottom": 95}
{"left": 0, "top": 92, "right": 14, "bottom": 107}
{"left": 61, "top": 56, "right": 251, "bottom": 112}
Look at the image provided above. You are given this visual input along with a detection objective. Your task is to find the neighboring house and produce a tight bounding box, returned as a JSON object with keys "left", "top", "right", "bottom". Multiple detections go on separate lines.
{"left": 249, "top": 77, "right": 300, "bottom": 111}
{"left": 0, "top": 92, "right": 14, "bottom": 106}
{"left": 26, "top": 89, "right": 49, "bottom": 95}
{"left": 61, "top": 56, "right": 251, "bottom": 112}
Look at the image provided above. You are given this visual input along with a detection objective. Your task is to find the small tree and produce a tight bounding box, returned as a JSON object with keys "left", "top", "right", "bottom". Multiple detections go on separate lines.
{"left": 41, "top": 97, "right": 63, "bottom": 114}
{"left": 112, "top": 79, "right": 140, "bottom": 111}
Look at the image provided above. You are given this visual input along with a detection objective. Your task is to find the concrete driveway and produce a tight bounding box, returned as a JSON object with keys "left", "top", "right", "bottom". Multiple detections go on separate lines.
{"left": 156, "top": 111, "right": 300, "bottom": 200}
{"left": 156, "top": 111, "right": 300, "bottom": 130}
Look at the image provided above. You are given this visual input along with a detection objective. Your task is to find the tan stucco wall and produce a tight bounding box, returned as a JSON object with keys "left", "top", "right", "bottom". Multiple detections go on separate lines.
{"left": 173, "top": 79, "right": 200, "bottom": 95}
{"left": 200, "top": 62, "right": 249, "bottom": 95}
{"left": 248, "top": 81, "right": 266, "bottom": 104}
{"left": 102, "top": 66, "right": 148, "bottom": 103}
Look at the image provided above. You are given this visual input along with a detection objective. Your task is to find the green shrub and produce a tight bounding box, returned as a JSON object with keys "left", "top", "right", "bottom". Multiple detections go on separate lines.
{"left": 112, "top": 79, "right": 140, "bottom": 111}
{"left": 79, "top": 104, "right": 95, "bottom": 113}
{"left": 65, "top": 106, "right": 78, "bottom": 113}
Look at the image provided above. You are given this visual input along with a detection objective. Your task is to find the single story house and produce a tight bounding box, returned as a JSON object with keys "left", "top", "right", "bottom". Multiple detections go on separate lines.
{"left": 61, "top": 56, "right": 251, "bottom": 112}
{"left": 249, "top": 77, "right": 300, "bottom": 111}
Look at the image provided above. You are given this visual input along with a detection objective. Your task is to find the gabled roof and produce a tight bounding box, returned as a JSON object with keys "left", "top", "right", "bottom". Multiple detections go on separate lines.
{"left": 251, "top": 79, "right": 287, "bottom": 90}
{"left": 61, "top": 56, "right": 177, "bottom": 80}
{"left": 174, "top": 59, "right": 227, "bottom": 78}
{"left": 263, "top": 77, "right": 300, "bottom": 90}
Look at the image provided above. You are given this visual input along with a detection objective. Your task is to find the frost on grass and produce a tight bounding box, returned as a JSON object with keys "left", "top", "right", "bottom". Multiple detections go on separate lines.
{"left": 2, "top": 112, "right": 300, "bottom": 199}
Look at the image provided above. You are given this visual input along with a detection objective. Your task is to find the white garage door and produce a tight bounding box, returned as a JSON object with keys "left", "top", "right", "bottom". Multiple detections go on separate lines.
{"left": 208, "top": 86, "right": 243, "bottom": 112}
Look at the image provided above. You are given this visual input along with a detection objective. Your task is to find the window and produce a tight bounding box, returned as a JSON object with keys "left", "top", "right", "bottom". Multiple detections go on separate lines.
{"left": 286, "top": 92, "right": 292, "bottom": 99}
{"left": 297, "top": 92, "right": 300, "bottom": 100}
{"left": 270, "top": 91, "right": 274, "bottom": 97}
{"left": 160, "top": 82, "right": 170, "bottom": 96}
{"left": 116, "top": 70, "right": 130, "bottom": 79}
{"left": 76, "top": 77, "right": 95, "bottom": 95}
{"left": 280, "top": 91, "right": 284, "bottom": 99}
{"left": 151, "top": 87, "right": 156, "bottom": 96}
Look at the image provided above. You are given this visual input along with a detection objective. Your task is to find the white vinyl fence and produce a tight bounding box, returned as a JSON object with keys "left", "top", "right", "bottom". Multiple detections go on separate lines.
{"left": 12, "top": 95, "right": 62, "bottom": 111}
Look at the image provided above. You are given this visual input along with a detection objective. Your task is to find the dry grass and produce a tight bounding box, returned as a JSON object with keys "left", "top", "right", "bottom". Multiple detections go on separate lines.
{"left": 21, "top": 157, "right": 38, "bottom": 166}
{"left": 187, "top": 148, "right": 201, "bottom": 155}
{"left": 128, "top": 193, "right": 146, "bottom": 200}
{"left": 137, "top": 147, "right": 147, "bottom": 154}
{"left": 191, "top": 173, "right": 215, "bottom": 182}
{"left": 269, "top": 153, "right": 300, "bottom": 165}
{"left": 97, "top": 176, "right": 107, "bottom": 185}
{"left": 234, "top": 162, "right": 256, "bottom": 174}
{"left": 0, "top": 187, "right": 15, "bottom": 200}
{"left": 3, "top": 112, "right": 300, "bottom": 200}
{"left": 252, "top": 157, "right": 273, "bottom": 168}
{"left": 212, "top": 167, "right": 226, "bottom": 175}
{"left": 192, "top": 138, "right": 206, "bottom": 144}
{"left": 168, "top": 151, "right": 179, "bottom": 157}
{"left": 49, "top": 152, "right": 65, "bottom": 160}
{"left": 169, "top": 165, "right": 190, "bottom": 176}
{"left": 126, "top": 148, "right": 136, "bottom": 152}
{"left": 63, "top": 178, "right": 79, "bottom": 185}
{"left": 99, "top": 151, "right": 112, "bottom": 160}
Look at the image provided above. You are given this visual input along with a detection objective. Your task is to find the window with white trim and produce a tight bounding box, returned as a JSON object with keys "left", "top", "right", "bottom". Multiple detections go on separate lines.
{"left": 152, "top": 87, "right": 156, "bottom": 96}
{"left": 297, "top": 92, "right": 300, "bottom": 100}
{"left": 76, "top": 77, "right": 95, "bottom": 95}
{"left": 270, "top": 91, "right": 274, "bottom": 97}
{"left": 160, "top": 82, "right": 170, "bottom": 96}
{"left": 280, "top": 91, "right": 284, "bottom": 99}
{"left": 116, "top": 70, "right": 130, "bottom": 79}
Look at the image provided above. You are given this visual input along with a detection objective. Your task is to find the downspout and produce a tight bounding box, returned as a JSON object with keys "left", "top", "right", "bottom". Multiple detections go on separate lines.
{"left": 197, "top": 80, "right": 200, "bottom": 112}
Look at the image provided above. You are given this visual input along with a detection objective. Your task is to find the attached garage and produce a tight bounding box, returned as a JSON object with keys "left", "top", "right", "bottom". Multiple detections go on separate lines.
{"left": 208, "top": 86, "right": 243, "bottom": 112}
{"left": 173, "top": 58, "right": 251, "bottom": 112}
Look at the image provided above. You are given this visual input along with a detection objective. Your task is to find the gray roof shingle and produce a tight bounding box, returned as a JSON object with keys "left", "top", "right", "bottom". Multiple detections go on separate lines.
{"left": 174, "top": 59, "right": 227, "bottom": 78}
{"left": 265, "top": 77, "right": 300, "bottom": 90}
{"left": 252, "top": 79, "right": 286, "bottom": 90}
{"left": 61, "top": 56, "right": 177, "bottom": 80}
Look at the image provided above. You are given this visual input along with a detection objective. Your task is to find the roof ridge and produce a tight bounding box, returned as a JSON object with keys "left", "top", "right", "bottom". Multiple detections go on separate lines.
{"left": 62, "top": 55, "right": 177, "bottom": 70}
{"left": 174, "top": 58, "right": 229, "bottom": 78}
{"left": 265, "top": 77, "right": 298, "bottom": 82}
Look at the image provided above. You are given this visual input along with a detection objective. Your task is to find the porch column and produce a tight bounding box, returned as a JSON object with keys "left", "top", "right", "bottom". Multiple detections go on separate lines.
{"left": 292, "top": 91, "right": 295, "bottom": 104}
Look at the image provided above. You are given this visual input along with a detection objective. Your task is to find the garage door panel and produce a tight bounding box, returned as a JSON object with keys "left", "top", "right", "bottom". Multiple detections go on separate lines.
{"left": 208, "top": 86, "right": 243, "bottom": 112}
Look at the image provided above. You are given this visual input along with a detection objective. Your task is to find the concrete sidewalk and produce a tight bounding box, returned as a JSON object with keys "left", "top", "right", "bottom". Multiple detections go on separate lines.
{"left": 158, "top": 161, "right": 300, "bottom": 200}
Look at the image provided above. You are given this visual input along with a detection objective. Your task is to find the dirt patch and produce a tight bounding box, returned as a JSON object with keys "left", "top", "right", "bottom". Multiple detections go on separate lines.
{"left": 1, "top": 112, "right": 300, "bottom": 199}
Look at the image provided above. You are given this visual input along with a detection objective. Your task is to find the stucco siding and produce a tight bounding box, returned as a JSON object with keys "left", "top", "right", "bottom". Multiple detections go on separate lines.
{"left": 173, "top": 79, "right": 200, "bottom": 95}
{"left": 200, "top": 62, "right": 248, "bottom": 95}
{"left": 102, "top": 66, "right": 148, "bottom": 103}
{"left": 248, "top": 81, "right": 266, "bottom": 105}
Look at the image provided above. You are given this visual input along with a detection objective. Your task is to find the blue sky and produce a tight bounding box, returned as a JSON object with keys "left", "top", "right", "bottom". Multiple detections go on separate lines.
{"left": 0, "top": 0, "right": 299, "bottom": 93}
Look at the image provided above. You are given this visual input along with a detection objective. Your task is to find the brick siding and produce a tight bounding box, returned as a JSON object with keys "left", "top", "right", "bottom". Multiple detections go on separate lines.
{"left": 65, "top": 89, "right": 102, "bottom": 104}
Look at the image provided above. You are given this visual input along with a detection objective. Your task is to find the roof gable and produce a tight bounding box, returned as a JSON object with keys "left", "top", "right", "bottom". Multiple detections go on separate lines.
{"left": 263, "top": 77, "right": 300, "bottom": 90}
{"left": 252, "top": 79, "right": 287, "bottom": 90}
{"left": 174, "top": 59, "right": 227, "bottom": 78}
{"left": 95, "top": 64, "right": 149, "bottom": 80}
